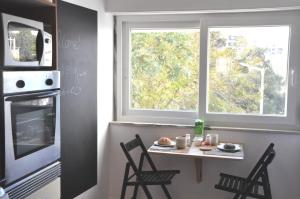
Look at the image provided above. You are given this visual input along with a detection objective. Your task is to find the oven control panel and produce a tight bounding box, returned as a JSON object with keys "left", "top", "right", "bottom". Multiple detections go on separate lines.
{"left": 16, "top": 80, "right": 25, "bottom": 88}
{"left": 3, "top": 71, "right": 60, "bottom": 94}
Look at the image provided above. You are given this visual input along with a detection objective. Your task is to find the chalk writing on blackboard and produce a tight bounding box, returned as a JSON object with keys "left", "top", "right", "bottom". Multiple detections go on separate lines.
{"left": 58, "top": 30, "right": 81, "bottom": 50}
{"left": 60, "top": 64, "right": 88, "bottom": 96}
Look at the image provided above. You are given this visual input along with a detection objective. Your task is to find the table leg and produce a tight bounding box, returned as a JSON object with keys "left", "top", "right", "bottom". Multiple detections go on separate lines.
{"left": 194, "top": 158, "right": 202, "bottom": 183}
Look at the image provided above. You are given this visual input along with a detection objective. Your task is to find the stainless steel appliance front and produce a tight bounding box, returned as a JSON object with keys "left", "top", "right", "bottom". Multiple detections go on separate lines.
{"left": 2, "top": 71, "right": 60, "bottom": 185}
{"left": 0, "top": 13, "right": 53, "bottom": 68}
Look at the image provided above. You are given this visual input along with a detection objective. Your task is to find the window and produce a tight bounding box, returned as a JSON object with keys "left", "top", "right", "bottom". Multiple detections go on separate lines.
{"left": 117, "top": 21, "right": 200, "bottom": 123}
{"left": 116, "top": 12, "right": 300, "bottom": 130}
{"left": 207, "top": 26, "right": 290, "bottom": 116}
{"left": 130, "top": 28, "right": 200, "bottom": 111}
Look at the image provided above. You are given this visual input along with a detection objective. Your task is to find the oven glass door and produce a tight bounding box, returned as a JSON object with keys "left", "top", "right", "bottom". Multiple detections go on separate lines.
{"left": 9, "top": 92, "right": 57, "bottom": 159}
{"left": 8, "top": 22, "right": 41, "bottom": 62}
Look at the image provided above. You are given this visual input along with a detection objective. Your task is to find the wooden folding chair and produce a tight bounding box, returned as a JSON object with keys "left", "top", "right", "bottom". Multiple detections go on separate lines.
{"left": 120, "top": 134, "right": 180, "bottom": 199}
{"left": 215, "top": 143, "right": 275, "bottom": 199}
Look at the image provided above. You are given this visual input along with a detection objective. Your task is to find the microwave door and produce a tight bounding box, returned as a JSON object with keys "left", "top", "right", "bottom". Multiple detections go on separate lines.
{"left": 6, "top": 22, "right": 40, "bottom": 67}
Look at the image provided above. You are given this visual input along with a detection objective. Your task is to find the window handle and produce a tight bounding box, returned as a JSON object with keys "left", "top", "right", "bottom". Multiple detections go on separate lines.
{"left": 291, "top": 69, "right": 295, "bottom": 87}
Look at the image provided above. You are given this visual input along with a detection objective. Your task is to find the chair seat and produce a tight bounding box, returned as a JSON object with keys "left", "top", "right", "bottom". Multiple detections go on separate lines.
{"left": 215, "top": 173, "right": 265, "bottom": 199}
{"left": 129, "top": 170, "right": 180, "bottom": 185}
{"left": 120, "top": 135, "right": 180, "bottom": 199}
{"left": 214, "top": 143, "right": 274, "bottom": 199}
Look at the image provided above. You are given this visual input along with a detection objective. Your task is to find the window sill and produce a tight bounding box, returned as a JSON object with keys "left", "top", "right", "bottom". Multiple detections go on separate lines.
{"left": 110, "top": 121, "right": 300, "bottom": 135}
{"left": 110, "top": 121, "right": 193, "bottom": 128}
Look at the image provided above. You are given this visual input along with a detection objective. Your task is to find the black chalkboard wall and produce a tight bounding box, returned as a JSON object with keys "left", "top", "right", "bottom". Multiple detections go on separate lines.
{"left": 57, "top": 1, "right": 97, "bottom": 198}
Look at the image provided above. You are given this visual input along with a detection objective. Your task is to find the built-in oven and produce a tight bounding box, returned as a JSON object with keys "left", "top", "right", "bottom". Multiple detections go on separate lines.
{"left": 0, "top": 71, "right": 60, "bottom": 186}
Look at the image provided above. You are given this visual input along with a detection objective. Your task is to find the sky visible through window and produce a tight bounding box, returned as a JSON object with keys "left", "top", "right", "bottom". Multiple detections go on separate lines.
{"left": 210, "top": 26, "right": 290, "bottom": 78}
{"left": 207, "top": 26, "right": 290, "bottom": 115}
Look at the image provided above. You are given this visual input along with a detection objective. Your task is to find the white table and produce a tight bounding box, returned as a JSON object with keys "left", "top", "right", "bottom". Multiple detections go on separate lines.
{"left": 148, "top": 142, "right": 244, "bottom": 183}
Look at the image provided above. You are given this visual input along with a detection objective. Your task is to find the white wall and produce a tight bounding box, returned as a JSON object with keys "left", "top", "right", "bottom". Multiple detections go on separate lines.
{"left": 105, "top": 0, "right": 300, "bottom": 13}
{"left": 108, "top": 123, "right": 300, "bottom": 199}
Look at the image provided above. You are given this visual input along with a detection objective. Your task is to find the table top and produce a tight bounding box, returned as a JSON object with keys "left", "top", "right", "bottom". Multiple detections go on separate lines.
{"left": 148, "top": 142, "right": 244, "bottom": 160}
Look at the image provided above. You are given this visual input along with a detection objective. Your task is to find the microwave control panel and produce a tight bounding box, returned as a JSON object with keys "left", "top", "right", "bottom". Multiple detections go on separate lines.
{"left": 42, "top": 31, "right": 53, "bottom": 67}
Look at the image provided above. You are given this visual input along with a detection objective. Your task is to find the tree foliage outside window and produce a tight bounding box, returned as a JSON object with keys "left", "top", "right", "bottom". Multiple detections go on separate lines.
{"left": 208, "top": 27, "right": 289, "bottom": 115}
{"left": 129, "top": 26, "right": 289, "bottom": 116}
{"left": 130, "top": 29, "right": 200, "bottom": 111}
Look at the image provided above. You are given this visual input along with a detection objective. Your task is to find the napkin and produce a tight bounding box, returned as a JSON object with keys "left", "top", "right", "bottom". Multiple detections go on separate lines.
{"left": 149, "top": 145, "right": 176, "bottom": 152}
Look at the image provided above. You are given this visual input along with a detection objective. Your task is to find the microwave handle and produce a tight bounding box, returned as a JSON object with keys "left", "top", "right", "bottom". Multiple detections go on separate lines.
{"left": 36, "top": 30, "right": 44, "bottom": 63}
{"left": 5, "top": 91, "right": 59, "bottom": 102}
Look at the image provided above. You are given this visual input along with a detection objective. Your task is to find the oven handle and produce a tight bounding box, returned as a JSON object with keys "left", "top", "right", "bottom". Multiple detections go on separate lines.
{"left": 5, "top": 91, "right": 59, "bottom": 102}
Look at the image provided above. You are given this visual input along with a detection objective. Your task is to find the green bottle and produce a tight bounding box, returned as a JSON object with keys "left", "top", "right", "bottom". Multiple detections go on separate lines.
{"left": 194, "top": 119, "right": 204, "bottom": 137}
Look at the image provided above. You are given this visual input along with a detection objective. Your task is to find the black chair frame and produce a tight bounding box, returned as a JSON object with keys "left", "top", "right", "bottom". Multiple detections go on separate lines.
{"left": 120, "top": 134, "right": 180, "bottom": 199}
{"left": 215, "top": 143, "right": 275, "bottom": 199}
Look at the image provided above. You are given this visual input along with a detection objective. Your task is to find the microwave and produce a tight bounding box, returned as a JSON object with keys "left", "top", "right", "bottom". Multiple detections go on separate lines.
{"left": 0, "top": 13, "right": 52, "bottom": 68}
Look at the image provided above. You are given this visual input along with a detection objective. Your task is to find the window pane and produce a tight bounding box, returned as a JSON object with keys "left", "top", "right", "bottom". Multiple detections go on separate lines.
{"left": 130, "top": 29, "right": 200, "bottom": 111}
{"left": 207, "top": 26, "right": 290, "bottom": 116}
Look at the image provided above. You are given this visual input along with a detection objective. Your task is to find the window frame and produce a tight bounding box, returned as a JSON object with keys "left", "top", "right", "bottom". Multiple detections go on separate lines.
{"left": 116, "top": 11, "right": 300, "bottom": 130}
{"left": 116, "top": 15, "right": 201, "bottom": 124}
{"left": 199, "top": 12, "right": 300, "bottom": 130}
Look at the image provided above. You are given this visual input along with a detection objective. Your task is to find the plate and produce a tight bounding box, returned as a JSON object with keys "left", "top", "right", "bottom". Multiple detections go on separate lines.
{"left": 217, "top": 143, "right": 241, "bottom": 152}
{"left": 154, "top": 140, "right": 176, "bottom": 147}
{"left": 199, "top": 146, "right": 213, "bottom": 151}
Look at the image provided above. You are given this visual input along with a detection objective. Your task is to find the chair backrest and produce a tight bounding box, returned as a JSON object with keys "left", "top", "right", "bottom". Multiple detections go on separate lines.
{"left": 120, "top": 134, "right": 157, "bottom": 174}
{"left": 246, "top": 143, "right": 275, "bottom": 182}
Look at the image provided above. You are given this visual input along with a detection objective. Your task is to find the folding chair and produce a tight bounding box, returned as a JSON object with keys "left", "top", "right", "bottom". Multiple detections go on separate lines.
{"left": 120, "top": 134, "right": 180, "bottom": 199}
{"left": 215, "top": 143, "right": 275, "bottom": 199}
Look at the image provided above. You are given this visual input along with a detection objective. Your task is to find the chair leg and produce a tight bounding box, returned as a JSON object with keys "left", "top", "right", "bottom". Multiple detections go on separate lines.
{"left": 233, "top": 193, "right": 247, "bottom": 199}
{"left": 262, "top": 171, "right": 272, "bottom": 199}
{"left": 240, "top": 194, "right": 247, "bottom": 199}
{"left": 161, "top": 185, "right": 172, "bottom": 199}
{"left": 120, "top": 180, "right": 127, "bottom": 199}
{"left": 233, "top": 193, "right": 241, "bottom": 199}
{"left": 121, "top": 163, "right": 130, "bottom": 199}
{"left": 141, "top": 185, "right": 153, "bottom": 199}
{"left": 132, "top": 184, "right": 139, "bottom": 199}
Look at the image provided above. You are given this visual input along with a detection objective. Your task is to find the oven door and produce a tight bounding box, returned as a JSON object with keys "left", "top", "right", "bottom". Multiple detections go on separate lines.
{"left": 4, "top": 90, "right": 60, "bottom": 185}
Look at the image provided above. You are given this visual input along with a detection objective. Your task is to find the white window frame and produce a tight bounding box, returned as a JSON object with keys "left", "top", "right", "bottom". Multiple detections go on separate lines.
{"left": 116, "top": 11, "right": 300, "bottom": 130}
{"left": 116, "top": 15, "right": 201, "bottom": 124}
